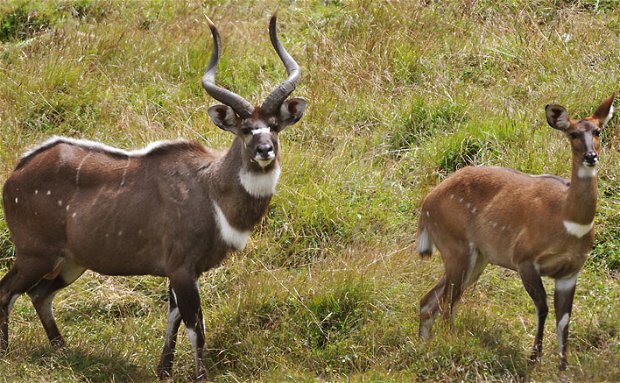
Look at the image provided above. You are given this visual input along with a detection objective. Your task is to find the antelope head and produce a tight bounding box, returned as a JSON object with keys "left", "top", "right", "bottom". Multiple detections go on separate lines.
{"left": 546, "top": 94, "right": 615, "bottom": 176}
{"left": 202, "top": 13, "right": 306, "bottom": 172}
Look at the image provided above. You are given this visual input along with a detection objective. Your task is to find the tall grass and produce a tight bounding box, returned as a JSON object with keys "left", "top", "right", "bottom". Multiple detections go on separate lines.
{"left": 0, "top": 0, "right": 619, "bottom": 381}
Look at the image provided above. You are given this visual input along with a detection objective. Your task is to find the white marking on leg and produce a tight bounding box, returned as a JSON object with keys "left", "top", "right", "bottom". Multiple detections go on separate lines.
{"left": 165, "top": 307, "right": 181, "bottom": 341}
{"left": 555, "top": 273, "right": 578, "bottom": 292}
{"left": 238, "top": 166, "right": 281, "bottom": 198}
{"left": 563, "top": 220, "right": 593, "bottom": 238}
{"left": 186, "top": 328, "right": 200, "bottom": 365}
{"left": 465, "top": 243, "right": 478, "bottom": 285}
{"left": 420, "top": 317, "right": 434, "bottom": 340}
{"left": 7, "top": 295, "right": 18, "bottom": 315}
{"left": 557, "top": 313, "right": 570, "bottom": 356}
{"left": 213, "top": 201, "right": 251, "bottom": 250}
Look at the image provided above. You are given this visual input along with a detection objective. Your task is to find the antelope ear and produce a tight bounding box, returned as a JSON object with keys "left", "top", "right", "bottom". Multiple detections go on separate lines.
{"left": 545, "top": 104, "right": 571, "bottom": 131}
{"left": 208, "top": 105, "right": 240, "bottom": 133}
{"left": 277, "top": 98, "right": 307, "bottom": 131}
{"left": 593, "top": 94, "right": 615, "bottom": 127}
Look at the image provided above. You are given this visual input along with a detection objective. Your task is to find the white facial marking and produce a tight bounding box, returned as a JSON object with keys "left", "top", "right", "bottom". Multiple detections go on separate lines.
{"left": 255, "top": 152, "right": 276, "bottom": 168}
{"left": 251, "top": 127, "right": 271, "bottom": 135}
{"left": 557, "top": 313, "right": 570, "bottom": 355}
{"left": 563, "top": 220, "right": 593, "bottom": 238}
{"left": 239, "top": 167, "right": 281, "bottom": 198}
{"left": 577, "top": 165, "right": 597, "bottom": 179}
{"left": 213, "top": 201, "right": 251, "bottom": 250}
{"left": 555, "top": 273, "right": 578, "bottom": 292}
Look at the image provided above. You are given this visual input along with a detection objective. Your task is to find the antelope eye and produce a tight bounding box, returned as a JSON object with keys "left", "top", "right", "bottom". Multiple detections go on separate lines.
{"left": 241, "top": 127, "right": 252, "bottom": 135}
{"left": 593, "top": 129, "right": 601, "bottom": 137}
{"left": 569, "top": 132, "right": 580, "bottom": 139}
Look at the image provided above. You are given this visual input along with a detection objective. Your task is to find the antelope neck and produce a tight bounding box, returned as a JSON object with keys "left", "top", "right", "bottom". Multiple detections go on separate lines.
{"left": 564, "top": 162, "right": 598, "bottom": 225}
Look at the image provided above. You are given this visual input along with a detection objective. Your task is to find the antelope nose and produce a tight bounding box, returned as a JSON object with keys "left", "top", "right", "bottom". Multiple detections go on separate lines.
{"left": 584, "top": 151, "right": 598, "bottom": 165}
{"left": 257, "top": 144, "right": 273, "bottom": 158}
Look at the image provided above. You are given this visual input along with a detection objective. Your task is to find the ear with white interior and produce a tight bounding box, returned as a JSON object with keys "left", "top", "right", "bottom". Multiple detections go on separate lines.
{"left": 276, "top": 98, "right": 307, "bottom": 131}
{"left": 208, "top": 105, "right": 240, "bottom": 133}
{"left": 545, "top": 104, "right": 571, "bottom": 131}
{"left": 592, "top": 94, "right": 615, "bottom": 127}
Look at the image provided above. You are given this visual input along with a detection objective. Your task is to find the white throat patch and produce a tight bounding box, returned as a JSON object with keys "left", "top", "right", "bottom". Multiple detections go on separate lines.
{"left": 213, "top": 202, "right": 251, "bottom": 250}
{"left": 239, "top": 166, "right": 281, "bottom": 198}
{"left": 563, "top": 220, "right": 593, "bottom": 238}
{"left": 577, "top": 165, "right": 597, "bottom": 179}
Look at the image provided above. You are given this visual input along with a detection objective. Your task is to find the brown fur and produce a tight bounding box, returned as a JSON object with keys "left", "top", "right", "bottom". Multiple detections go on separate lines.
{"left": 416, "top": 95, "right": 614, "bottom": 370}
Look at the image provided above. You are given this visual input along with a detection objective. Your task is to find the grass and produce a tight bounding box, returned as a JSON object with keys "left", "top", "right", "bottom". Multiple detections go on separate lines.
{"left": 1, "top": 0, "right": 620, "bottom": 381}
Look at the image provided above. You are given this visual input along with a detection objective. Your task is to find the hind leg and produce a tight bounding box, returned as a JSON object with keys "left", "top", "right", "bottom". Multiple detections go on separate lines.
{"left": 27, "top": 260, "right": 85, "bottom": 349}
{"left": 0, "top": 256, "right": 58, "bottom": 352}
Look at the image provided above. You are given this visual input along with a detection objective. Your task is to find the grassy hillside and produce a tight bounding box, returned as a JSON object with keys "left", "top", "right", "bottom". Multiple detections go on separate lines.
{"left": 0, "top": 0, "right": 619, "bottom": 381}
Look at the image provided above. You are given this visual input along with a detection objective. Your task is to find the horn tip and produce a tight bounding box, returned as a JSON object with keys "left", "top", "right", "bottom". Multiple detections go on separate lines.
{"left": 205, "top": 15, "right": 216, "bottom": 30}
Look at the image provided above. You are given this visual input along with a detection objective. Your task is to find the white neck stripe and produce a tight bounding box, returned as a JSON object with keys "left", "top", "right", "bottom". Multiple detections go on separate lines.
{"left": 563, "top": 220, "right": 593, "bottom": 238}
{"left": 213, "top": 201, "right": 251, "bottom": 251}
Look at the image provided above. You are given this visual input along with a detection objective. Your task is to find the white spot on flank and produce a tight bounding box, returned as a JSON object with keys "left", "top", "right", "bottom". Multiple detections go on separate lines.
{"left": 47, "top": 190, "right": 51, "bottom": 195}
{"left": 66, "top": 205, "right": 70, "bottom": 211}
{"left": 213, "top": 201, "right": 251, "bottom": 251}
{"left": 239, "top": 166, "right": 281, "bottom": 198}
{"left": 466, "top": 203, "right": 471, "bottom": 209}
{"left": 459, "top": 198, "right": 464, "bottom": 203}
{"left": 72, "top": 212, "right": 77, "bottom": 218}
{"left": 34, "top": 189, "right": 39, "bottom": 195}
{"left": 57, "top": 200, "right": 63, "bottom": 206}
{"left": 563, "top": 220, "right": 593, "bottom": 238}
{"left": 425, "top": 210, "right": 430, "bottom": 217}
{"left": 555, "top": 273, "right": 579, "bottom": 292}
{"left": 117, "top": 231, "right": 123, "bottom": 236}
{"left": 14, "top": 197, "right": 18, "bottom": 204}
{"left": 577, "top": 165, "right": 597, "bottom": 179}
{"left": 105, "top": 233, "right": 110, "bottom": 238}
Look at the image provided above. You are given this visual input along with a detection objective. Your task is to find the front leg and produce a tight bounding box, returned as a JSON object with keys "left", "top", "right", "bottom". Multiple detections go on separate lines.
{"left": 169, "top": 273, "right": 206, "bottom": 381}
{"left": 554, "top": 273, "right": 578, "bottom": 371}
{"left": 518, "top": 261, "right": 548, "bottom": 366}
{"left": 157, "top": 285, "right": 182, "bottom": 380}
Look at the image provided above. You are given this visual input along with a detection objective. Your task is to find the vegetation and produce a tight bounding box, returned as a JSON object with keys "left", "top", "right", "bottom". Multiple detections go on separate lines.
{"left": 0, "top": 0, "right": 619, "bottom": 381}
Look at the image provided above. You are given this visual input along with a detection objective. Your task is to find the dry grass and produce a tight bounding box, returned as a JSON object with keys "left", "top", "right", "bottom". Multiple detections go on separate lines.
{"left": 0, "top": 0, "right": 619, "bottom": 381}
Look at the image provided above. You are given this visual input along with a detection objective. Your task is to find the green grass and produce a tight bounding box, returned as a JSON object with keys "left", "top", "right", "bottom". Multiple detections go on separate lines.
{"left": 1, "top": 0, "right": 620, "bottom": 381}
